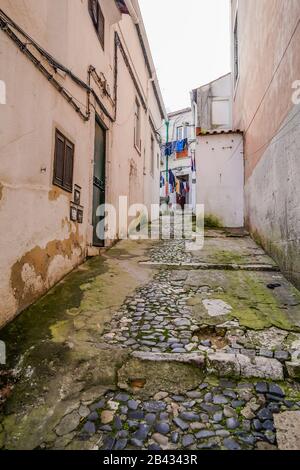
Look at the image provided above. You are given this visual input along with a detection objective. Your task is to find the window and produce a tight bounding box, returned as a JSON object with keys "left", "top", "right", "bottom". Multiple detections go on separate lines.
{"left": 134, "top": 99, "right": 141, "bottom": 151}
{"left": 212, "top": 99, "right": 230, "bottom": 128}
{"left": 234, "top": 15, "right": 239, "bottom": 84}
{"left": 53, "top": 129, "right": 74, "bottom": 192}
{"left": 150, "top": 135, "right": 155, "bottom": 176}
{"left": 177, "top": 126, "right": 183, "bottom": 140}
{"left": 88, "top": 0, "right": 105, "bottom": 49}
{"left": 183, "top": 126, "right": 189, "bottom": 139}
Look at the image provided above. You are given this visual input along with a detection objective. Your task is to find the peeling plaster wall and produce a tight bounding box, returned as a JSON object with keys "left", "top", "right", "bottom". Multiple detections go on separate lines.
{"left": 0, "top": 0, "right": 164, "bottom": 327}
{"left": 231, "top": 0, "right": 300, "bottom": 288}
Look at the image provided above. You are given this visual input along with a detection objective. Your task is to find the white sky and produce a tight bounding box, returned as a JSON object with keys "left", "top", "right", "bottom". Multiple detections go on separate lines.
{"left": 139, "top": 0, "right": 231, "bottom": 113}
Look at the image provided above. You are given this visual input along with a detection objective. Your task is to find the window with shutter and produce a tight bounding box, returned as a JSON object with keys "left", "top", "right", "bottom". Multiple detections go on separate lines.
{"left": 88, "top": 0, "right": 105, "bottom": 50}
{"left": 53, "top": 129, "right": 74, "bottom": 193}
{"left": 134, "top": 99, "right": 141, "bottom": 151}
{"left": 234, "top": 14, "right": 239, "bottom": 84}
{"left": 53, "top": 132, "right": 64, "bottom": 187}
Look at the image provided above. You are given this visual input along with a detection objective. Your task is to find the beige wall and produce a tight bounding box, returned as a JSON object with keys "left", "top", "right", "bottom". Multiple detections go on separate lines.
{"left": 0, "top": 0, "right": 165, "bottom": 327}
{"left": 231, "top": 0, "right": 300, "bottom": 288}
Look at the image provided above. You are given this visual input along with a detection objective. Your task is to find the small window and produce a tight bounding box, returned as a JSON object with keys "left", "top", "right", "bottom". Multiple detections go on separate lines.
{"left": 177, "top": 126, "right": 183, "bottom": 141}
{"left": 150, "top": 135, "right": 155, "bottom": 176}
{"left": 234, "top": 14, "right": 239, "bottom": 84}
{"left": 134, "top": 99, "right": 141, "bottom": 151}
{"left": 88, "top": 0, "right": 105, "bottom": 50}
{"left": 53, "top": 129, "right": 74, "bottom": 193}
{"left": 212, "top": 99, "right": 230, "bottom": 128}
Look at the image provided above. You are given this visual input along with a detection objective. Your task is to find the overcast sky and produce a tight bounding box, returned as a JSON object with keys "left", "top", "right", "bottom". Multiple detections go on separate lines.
{"left": 139, "top": 0, "right": 231, "bottom": 113}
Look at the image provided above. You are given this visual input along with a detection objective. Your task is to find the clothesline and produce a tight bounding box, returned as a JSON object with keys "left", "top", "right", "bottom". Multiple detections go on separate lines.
{"left": 160, "top": 169, "right": 190, "bottom": 196}
{"left": 161, "top": 138, "right": 189, "bottom": 157}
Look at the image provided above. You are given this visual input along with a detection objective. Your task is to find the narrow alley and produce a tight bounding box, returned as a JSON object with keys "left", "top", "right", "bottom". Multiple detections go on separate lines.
{"left": 1, "top": 221, "right": 300, "bottom": 450}
{"left": 1, "top": 0, "right": 300, "bottom": 459}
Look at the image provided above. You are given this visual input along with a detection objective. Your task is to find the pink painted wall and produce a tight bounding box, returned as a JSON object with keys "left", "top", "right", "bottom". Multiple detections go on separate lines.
{"left": 231, "top": 0, "right": 300, "bottom": 288}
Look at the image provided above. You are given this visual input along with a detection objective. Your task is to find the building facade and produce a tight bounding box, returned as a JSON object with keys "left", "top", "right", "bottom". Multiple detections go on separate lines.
{"left": 192, "top": 73, "right": 244, "bottom": 228}
{"left": 0, "top": 0, "right": 166, "bottom": 327}
{"left": 191, "top": 72, "right": 232, "bottom": 133}
{"left": 160, "top": 108, "right": 196, "bottom": 212}
{"left": 231, "top": 0, "right": 300, "bottom": 288}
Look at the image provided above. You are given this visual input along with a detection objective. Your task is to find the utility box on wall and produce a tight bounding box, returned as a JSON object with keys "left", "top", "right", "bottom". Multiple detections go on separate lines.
{"left": 196, "top": 131, "right": 244, "bottom": 228}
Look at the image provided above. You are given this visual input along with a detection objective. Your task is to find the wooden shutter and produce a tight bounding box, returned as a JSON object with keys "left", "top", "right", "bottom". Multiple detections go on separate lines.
{"left": 88, "top": 0, "right": 98, "bottom": 27}
{"left": 53, "top": 131, "right": 65, "bottom": 187}
{"left": 98, "top": 4, "right": 105, "bottom": 49}
{"left": 63, "top": 140, "right": 74, "bottom": 192}
{"left": 53, "top": 129, "right": 74, "bottom": 192}
{"left": 88, "top": 0, "right": 105, "bottom": 50}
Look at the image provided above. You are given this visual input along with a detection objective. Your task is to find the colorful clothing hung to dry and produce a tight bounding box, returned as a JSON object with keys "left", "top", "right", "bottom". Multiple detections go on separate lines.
{"left": 176, "top": 138, "right": 188, "bottom": 153}
{"left": 163, "top": 141, "right": 177, "bottom": 156}
{"left": 168, "top": 170, "right": 176, "bottom": 192}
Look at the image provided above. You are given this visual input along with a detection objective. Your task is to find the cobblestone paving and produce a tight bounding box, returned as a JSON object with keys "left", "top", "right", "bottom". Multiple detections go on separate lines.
{"left": 102, "top": 270, "right": 202, "bottom": 353}
{"left": 76, "top": 379, "right": 300, "bottom": 451}
{"left": 101, "top": 269, "right": 297, "bottom": 361}
{"left": 148, "top": 240, "right": 193, "bottom": 265}
{"left": 1, "top": 223, "right": 300, "bottom": 451}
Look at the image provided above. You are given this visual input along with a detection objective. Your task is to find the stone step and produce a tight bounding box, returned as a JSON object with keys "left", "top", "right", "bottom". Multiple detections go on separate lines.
{"left": 129, "top": 350, "right": 284, "bottom": 381}
{"left": 139, "top": 261, "right": 280, "bottom": 272}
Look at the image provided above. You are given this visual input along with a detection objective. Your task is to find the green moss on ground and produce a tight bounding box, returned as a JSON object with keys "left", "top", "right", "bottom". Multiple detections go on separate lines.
{"left": 214, "top": 272, "right": 297, "bottom": 331}
{"left": 212, "top": 250, "right": 245, "bottom": 265}
{"left": 0, "top": 257, "right": 108, "bottom": 368}
{"left": 204, "top": 214, "right": 223, "bottom": 229}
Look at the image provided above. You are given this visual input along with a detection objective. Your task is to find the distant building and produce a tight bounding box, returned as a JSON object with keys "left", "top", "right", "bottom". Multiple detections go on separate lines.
{"left": 231, "top": 0, "right": 300, "bottom": 288}
{"left": 192, "top": 73, "right": 244, "bottom": 228}
{"left": 191, "top": 72, "right": 232, "bottom": 134}
{"left": 160, "top": 108, "right": 196, "bottom": 212}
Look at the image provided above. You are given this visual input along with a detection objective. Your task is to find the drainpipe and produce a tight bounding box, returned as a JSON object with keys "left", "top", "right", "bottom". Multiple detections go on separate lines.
{"left": 124, "top": 0, "right": 139, "bottom": 24}
{"left": 165, "top": 120, "right": 170, "bottom": 197}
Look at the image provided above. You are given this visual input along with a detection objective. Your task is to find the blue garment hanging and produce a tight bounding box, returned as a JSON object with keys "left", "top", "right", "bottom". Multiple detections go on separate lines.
{"left": 176, "top": 138, "right": 188, "bottom": 153}
{"left": 165, "top": 141, "right": 177, "bottom": 156}
{"left": 168, "top": 169, "right": 176, "bottom": 189}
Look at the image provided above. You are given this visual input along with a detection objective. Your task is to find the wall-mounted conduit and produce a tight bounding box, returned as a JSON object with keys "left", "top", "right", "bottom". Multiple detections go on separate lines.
{"left": 0, "top": 8, "right": 164, "bottom": 127}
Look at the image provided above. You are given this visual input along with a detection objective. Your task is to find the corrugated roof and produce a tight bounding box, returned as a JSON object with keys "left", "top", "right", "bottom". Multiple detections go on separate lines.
{"left": 197, "top": 128, "right": 243, "bottom": 136}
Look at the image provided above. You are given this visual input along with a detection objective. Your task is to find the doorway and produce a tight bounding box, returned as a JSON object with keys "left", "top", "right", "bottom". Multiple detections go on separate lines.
{"left": 92, "top": 118, "right": 106, "bottom": 247}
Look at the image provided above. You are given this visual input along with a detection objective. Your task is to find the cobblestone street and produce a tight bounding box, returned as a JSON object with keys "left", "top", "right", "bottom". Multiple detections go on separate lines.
{"left": 1, "top": 223, "right": 300, "bottom": 450}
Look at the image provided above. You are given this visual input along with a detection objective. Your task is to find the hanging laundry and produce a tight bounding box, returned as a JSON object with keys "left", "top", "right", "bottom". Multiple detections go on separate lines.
{"left": 175, "top": 179, "right": 180, "bottom": 194}
{"left": 168, "top": 169, "right": 176, "bottom": 191}
{"left": 180, "top": 181, "right": 185, "bottom": 195}
{"left": 176, "top": 138, "right": 188, "bottom": 153}
{"left": 165, "top": 141, "right": 177, "bottom": 156}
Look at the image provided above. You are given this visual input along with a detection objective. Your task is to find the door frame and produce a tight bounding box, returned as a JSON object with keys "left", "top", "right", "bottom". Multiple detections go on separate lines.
{"left": 92, "top": 115, "right": 108, "bottom": 247}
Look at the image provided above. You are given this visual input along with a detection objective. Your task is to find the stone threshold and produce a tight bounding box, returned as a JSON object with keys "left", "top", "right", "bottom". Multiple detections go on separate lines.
{"left": 129, "top": 351, "right": 288, "bottom": 382}
{"left": 139, "top": 261, "right": 280, "bottom": 272}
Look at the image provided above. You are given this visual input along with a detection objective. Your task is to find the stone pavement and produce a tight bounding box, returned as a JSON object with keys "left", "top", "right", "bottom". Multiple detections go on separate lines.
{"left": 0, "top": 223, "right": 300, "bottom": 450}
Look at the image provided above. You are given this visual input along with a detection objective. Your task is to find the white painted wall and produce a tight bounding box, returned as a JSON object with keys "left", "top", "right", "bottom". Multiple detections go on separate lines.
{"left": 193, "top": 73, "right": 232, "bottom": 131}
{"left": 196, "top": 132, "right": 244, "bottom": 227}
